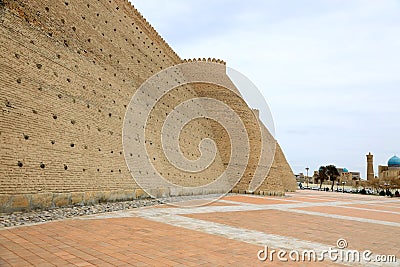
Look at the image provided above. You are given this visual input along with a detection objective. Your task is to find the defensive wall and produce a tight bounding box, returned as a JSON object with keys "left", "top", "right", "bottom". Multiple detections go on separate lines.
{"left": 0, "top": 0, "right": 296, "bottom": 213}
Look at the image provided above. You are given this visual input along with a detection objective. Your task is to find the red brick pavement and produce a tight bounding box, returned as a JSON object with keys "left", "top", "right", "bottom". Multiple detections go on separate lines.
{"left": 1, "top": 191, "right": 398, "bottom": 266}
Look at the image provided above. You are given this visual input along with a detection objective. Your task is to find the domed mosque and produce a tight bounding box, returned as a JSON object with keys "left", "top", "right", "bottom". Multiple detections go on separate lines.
{"left": 378, "top": 155, "right": 400, "bottom": 180}
{"left": 388, "top": 156, "right": 400, "bottom": 168}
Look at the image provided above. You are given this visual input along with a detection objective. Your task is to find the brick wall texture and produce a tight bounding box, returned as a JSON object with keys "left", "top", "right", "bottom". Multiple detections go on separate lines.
{"left": 0, "top": 0, "right": 296, "bottom": 213}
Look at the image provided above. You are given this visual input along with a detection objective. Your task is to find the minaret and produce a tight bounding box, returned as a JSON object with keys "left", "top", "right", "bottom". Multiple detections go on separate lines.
{"left": 366, "top": 152, "right": 374, "bottom": 180}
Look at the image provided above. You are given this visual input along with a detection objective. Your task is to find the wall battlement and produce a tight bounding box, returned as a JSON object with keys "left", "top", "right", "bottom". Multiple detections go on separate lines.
{"left": 122, "top": 0, "right": 181, "bottom": 63}
{"left": 182, "top": 58, "right": 227, "bottom": 65}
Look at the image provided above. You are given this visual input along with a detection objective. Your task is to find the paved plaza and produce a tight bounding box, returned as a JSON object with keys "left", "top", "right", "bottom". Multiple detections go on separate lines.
{"left": 1, "top": 191, "right": 399, "bottom": 266}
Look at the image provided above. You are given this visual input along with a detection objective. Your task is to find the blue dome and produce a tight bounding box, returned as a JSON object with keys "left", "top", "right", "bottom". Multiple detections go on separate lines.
{"left": 388, "top": 155, "right": 400, "bottom": 167}
{"left": 343, "top": 168, "right": 349, "bottom": 172}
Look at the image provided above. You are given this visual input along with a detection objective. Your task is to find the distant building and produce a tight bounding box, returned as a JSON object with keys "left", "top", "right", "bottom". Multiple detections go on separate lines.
{"left": 311, "top": 167, "right": 360, "bottom": 187}
{"left": 312, "top": 171, "right": 319, "bottom": 184}
{"left": 294, "top": 173, "right": 305, "bottom": 182}
{"left": 366, "top": 152, "right": 374, "bottom": 180}
{"left": 337, "top": 168, "right": 361, "bottom": 186}
{"left": 378, "top": 155, "right": 400, "bottom": 180}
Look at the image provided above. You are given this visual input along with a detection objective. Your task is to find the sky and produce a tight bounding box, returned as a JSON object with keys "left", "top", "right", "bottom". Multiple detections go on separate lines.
{"left": 131, "top": 0, "right": 400, "bottom": 178}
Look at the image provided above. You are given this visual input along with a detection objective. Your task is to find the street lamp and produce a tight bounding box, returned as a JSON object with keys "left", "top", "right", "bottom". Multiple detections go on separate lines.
{"left": 306, "top": 167, "right": 309, "bottom": 188}
{"left": 342, "top": 181, "right": 346, "bottom": 193}
{"left": 336, "top": 182, "right": 340, "bottom": 192}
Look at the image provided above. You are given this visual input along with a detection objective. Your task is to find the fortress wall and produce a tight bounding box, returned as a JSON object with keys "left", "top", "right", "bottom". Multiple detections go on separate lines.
{"left": 0, "top": 0, "right": 296, "bottom": 213}
{"left": 182, "top": 61, "right": 293, "bottom": 194}
{"left": 143, "top": 83, "right": 227, "bottom": 189}
{"left": 256, "top": 142, "right": 297, "bottom": 194}
{"left": 0, "top": 0, "right": 203, "bottom": 212}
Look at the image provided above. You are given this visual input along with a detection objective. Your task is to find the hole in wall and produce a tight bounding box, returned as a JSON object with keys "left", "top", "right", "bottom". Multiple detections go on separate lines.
{"left": 23, "top": 134, "right": 29, "bottom": 140}
{"left": 40, "top": 163, "right": 45, "bottom": 169}
{"left": 17, "top": 161, "right": 23, "bottom": 167}
{"left": 70, "top": 143, "right": 75, "bottom": 147}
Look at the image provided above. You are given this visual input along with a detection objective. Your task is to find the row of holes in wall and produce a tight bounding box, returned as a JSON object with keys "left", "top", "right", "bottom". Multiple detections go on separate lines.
{"left": 14, "top": 52, "right": 129, "bottom": 109}
{"left": 20, "top": 28, "right": 167, "bottom": 112}
{"left": 14, "top": 76, "right": 209, "bottom": 134}
{"left": 21, "top": 133, "right": 123, "bottom": 155}
{"left": 13, "top": 78, "right": 233, "bottom": 150}
{"left": 14, "top": 77, "right": 124, "bottom": 130}
{"left": 42, "top": 3, "right": 170, "bottom": 74}
{"left": 16, "top": 161, "right": 122, "bottom": 173}
{"left": 13, "top": 51, "right": 187, "bottom": 113}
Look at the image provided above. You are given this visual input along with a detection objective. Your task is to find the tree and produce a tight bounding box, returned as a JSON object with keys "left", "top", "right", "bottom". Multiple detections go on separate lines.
{"left": 316, "top": 166, "right": 328, "bottom": 189}
{"left": 326, "top": 165, "right": 340, "bottom": 191}
{"left": 366, "top": 178, "right": 382, "bottom": 194}
{"left": 388, "top": 177, "right": 400, "bottom": 190}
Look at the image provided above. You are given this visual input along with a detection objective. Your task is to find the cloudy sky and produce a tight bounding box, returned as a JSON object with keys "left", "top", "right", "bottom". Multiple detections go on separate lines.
{"left": 131, "top": 0, "right": 400, "bottom": 178}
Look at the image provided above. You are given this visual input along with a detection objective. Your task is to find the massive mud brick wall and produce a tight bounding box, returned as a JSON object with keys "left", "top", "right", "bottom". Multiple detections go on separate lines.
{"left": 0, "top": 0, "right": 296, "bottom": 213}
